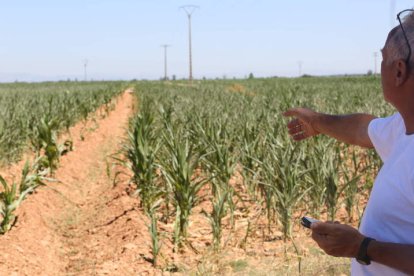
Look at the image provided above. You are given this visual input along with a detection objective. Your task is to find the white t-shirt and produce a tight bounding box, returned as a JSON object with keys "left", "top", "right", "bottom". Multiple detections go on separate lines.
{"left": 351, "top": 113, "right": 414, "bottom": 276}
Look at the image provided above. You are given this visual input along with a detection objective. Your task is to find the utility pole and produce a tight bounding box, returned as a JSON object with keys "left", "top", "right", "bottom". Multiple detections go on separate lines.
{"left": 180, "top": 5, "right": 199, "bottom": 83}
{"left": 373, "top": 52, "right": 378, "bottom": 75}
{"left": 298, "top": 61, "right": 303, "bottom": 77}
{"left": 83, "top": 59, "right": 88, "bottom": 81}
{"left": 161, "top": 44, "right": 171, "bottom": 81}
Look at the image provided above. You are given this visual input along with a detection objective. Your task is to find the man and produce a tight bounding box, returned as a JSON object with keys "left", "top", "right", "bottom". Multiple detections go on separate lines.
{"left": 284, "top": 9, "right": 414, "bottom": 275}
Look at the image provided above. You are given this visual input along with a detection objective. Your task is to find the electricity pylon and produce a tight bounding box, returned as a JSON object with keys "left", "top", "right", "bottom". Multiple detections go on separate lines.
{"left": 180, "top": 5, "right": 199, "bottom": 83}
{"left": 161, "top": 44, "right": 171, "bottom": 81}
{"left": 83, "top": 59, "right": 88, "bottom": 81}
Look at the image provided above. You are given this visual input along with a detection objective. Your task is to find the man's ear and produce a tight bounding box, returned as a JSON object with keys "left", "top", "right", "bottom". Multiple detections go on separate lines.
{"left": 395, "top": 59, "right": 409, "bottom": 86}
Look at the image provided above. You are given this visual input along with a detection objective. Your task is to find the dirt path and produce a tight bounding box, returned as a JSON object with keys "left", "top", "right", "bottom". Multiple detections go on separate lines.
{"left": 0, "top": 90, "right": 155, "bottom": 275}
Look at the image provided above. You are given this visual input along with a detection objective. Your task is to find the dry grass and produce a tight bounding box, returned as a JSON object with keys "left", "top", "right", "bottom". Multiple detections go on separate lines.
{"left": 179, "top": 241, "right": 350, "bottom": 276}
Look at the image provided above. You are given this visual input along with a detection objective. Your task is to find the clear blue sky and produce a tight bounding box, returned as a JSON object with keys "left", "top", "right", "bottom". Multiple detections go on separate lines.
{"left": 0, "top": 0, "right": 412, "bottom": 82}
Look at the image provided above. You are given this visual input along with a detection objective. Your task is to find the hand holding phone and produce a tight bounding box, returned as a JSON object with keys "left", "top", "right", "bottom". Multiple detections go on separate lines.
{"left": 301, "top": 216, "right": 320, "bottom": 229}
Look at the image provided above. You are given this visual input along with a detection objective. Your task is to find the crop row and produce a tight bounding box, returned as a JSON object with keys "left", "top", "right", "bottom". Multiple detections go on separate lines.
{"left": 0, "top": 81, "right": 126, "bottom": 233}
{"left": 0, "top": 81, "right": 126, "bottom": 165}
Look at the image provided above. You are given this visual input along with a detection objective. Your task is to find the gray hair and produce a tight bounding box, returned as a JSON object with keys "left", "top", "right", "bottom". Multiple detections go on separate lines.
{"left": 385, "top": 10, "right": 414, "bottom": 66}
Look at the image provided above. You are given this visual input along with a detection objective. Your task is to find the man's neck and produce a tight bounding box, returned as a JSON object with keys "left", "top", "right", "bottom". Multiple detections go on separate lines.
{"left": 398, "top": 101, "right": 414, "bottom": 135}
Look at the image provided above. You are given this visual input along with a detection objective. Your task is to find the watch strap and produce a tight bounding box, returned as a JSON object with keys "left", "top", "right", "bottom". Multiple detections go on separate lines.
{"left": 356, "top": 237, "right": 375, "bottom": 265}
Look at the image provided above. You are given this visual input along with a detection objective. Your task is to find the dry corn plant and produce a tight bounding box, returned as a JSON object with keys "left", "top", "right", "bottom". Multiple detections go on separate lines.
{"left": 0, "top": 160, "right": 51, "bottom": 234}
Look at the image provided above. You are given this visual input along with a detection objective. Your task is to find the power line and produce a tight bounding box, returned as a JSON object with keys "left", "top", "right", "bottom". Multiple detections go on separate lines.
{"left": 180, "top": 5, "right": 199, "bottom": 83}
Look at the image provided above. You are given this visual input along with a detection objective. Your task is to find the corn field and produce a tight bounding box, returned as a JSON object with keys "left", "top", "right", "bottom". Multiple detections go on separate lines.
{"left": 0, "top": 76, "right": 393, "bottom": 271}
{"left": 0, "top": 81, "right": 125, "bottom": 234}
{"left": 124, "top": 76, "right": 391, "bottom": 262}
{"left": 0, "top": 81, "right": 126, "bottom": 165}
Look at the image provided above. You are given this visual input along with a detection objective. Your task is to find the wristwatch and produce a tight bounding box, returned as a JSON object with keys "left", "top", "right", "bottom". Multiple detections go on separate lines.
{"left": 356, "top": 237, "right": 376, "bottom": 265}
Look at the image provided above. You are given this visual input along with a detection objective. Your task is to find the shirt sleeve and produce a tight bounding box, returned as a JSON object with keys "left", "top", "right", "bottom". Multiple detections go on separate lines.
{"left": 367, "top": 113, "right": 401, "bottom": 163}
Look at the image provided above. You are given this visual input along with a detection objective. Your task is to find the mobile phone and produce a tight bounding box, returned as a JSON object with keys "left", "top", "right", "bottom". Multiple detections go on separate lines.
{"left": 301, "top": 216, "right": 320, "bottom": 229}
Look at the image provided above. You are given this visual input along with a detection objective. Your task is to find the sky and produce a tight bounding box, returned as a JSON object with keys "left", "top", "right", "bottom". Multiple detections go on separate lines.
{"left": 0, "top": 0, "right": 413, "bottom": 82}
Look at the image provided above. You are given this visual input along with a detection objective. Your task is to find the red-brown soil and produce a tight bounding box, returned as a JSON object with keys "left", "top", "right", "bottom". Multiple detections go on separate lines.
{"left": 0, "top": 90, "right": 156, "bottom": 275}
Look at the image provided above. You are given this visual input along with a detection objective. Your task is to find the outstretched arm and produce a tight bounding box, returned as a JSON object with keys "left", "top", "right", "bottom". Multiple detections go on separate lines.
{"left": 283, "top": 107, "right": 376, "bottom": 148}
